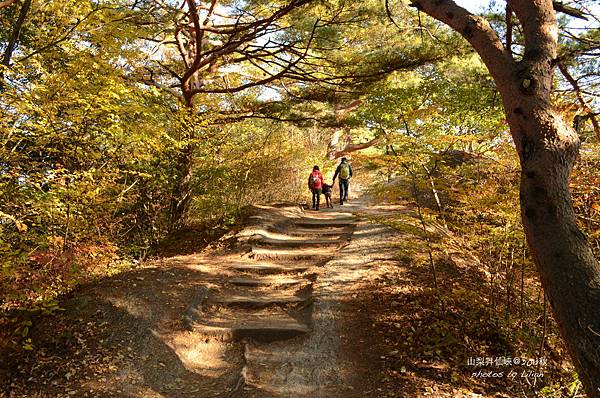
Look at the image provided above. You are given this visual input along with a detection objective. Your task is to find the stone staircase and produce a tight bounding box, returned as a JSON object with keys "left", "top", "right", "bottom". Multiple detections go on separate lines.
{"left": 184, "top": 207, "right": 356, "bottom": 396}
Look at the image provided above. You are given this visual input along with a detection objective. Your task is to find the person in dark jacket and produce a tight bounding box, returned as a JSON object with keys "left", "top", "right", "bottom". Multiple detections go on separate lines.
{"left": 308, "top": 165, "right": 324, "bottom": 210}
{"left": 332, "top": 157, "right": 353, "bottom": 205}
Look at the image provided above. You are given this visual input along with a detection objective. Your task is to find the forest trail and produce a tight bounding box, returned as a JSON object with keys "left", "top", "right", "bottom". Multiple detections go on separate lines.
{"left": 4, "top": 198, "right": 419, "bottom": 398}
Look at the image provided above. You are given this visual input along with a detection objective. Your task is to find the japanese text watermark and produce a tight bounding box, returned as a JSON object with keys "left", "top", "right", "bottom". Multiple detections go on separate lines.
{"left": 467, "top": 356, "right": 547, "bottom": 381}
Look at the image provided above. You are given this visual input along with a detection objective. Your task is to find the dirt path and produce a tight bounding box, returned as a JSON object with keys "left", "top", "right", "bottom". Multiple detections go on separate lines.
{"left": 2, "top": 199, "right": 404, "bottom": 398}
{"left": 196, "top": 205, "right": 358, "bottom": 398}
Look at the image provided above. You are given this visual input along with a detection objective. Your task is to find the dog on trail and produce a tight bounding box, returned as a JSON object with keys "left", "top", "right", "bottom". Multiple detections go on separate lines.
{"left": 322, "top": 183, "right": 333, "bottom": 208}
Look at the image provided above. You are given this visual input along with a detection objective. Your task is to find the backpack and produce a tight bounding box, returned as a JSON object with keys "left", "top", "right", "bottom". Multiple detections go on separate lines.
{"left": 309, "top": 173, "right": 319, "bottom": 189}
{"left": 339, "top": 163, "right": 350, "bottom": 180}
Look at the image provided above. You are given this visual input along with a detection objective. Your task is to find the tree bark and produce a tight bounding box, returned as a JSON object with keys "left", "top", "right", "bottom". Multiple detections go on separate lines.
{"left": 410, "top": 1, "right": 600, "bottom": 395}
{"left": 169, "top": 141, "right": 194, "bottom": 231}
{"left": 2, "top": 0, "right": 32, "bottom": 66}
{"left": 515, "top": 102, "right": 600, "bottom": 395}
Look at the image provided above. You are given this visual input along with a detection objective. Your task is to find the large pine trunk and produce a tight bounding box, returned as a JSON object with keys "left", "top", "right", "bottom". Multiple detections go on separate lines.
{"left": 507, "top": 99, "right": 600, "bottom": 395}
{"left": 411, "top": 0, "right": 600, "bottom": 394}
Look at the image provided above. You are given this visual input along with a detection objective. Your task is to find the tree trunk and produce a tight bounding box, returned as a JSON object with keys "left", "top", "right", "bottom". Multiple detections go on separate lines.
{"left": 509, "top": 99, "right": 600, "bottom": 394}
{"left": 511, "top": 101, "right": 600, "bottom": 397}
{"left": 409, "top": 1, "right": 600, "bottom": 394}
{"left": 496, "top": 4, "right": 600, "bottom": 392}
{"left": 169, "top": 102, "right": 195, "bottom": 231}
{"left": 169, "top": 142, "right": 194, "bottom": 231}
{"left": 0, "top": 0, "right": 31, "bottom": 87}
{"left": 2, "top": 0, "right": 31, "bottom": 66}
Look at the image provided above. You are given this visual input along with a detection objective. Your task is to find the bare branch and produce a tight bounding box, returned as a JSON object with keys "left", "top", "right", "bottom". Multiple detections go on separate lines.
{"left": 558, "top": 63, "right": 600, "bottom": 140}
{"left": 181, "top": 0, "right": 208, "bottom": 102}
{"left": 189, "top": 18, "right": 319, "bottom": 95}
{"left": 175, "top": 26, "right": 191, "bottom": 69}
{"left": 335, "top": 99, "right": 363, "bottom": 114}
{"left": 505, "top": 3, "right": 513, "bottom": 51}
{"left": 155, "top": 60, "right": 182, "bottom": 81}
{"left": 0, "top": 0, "right": 16, "bottom": 10}
{"left": 328, "top": 136, "right": 380, "bottom": 159}
{"left": 141, "top": 67, "right": 184, "bottom": 100}
{"left": 385, "top": 0, "right": 403, "bottom": 31}
{"left": 509, "top": 0, "right": 558, "bottom": 61}
{"left": 553, "top": 1, "right": 588, "bottom": 20}
{"left": 409, "top": 0, "right": 513, "bottom": 82}
{"left": 195, "top": 0, "right": 218, "bottom": 61}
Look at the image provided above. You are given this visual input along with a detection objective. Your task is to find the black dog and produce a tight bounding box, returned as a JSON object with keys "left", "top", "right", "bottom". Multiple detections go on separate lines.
{"left": 322, "top": 183, "right": 333, "bottom": 208}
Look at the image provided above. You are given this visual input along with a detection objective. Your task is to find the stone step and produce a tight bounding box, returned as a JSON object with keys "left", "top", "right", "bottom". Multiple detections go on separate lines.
{"left": 230, "top": 262, "right": 310, "bottom": 275}
{"left": 192, "top": 314, "right": 310, "bottom": 343}
{"left": 251, "top": 236, "right": 346, "bottom": 248}
{"left": 208, "top": 290, "right": 309, "bottom": 308}
{"left": 300, "top": 213, "right": 354, "bottom": 220}
{"left": 249, "top": 247, "right": 333, "bottom": 261}
{"left": 285, "top": 227, "right": 352, "bottom": 237}
{"left": 293, "top": 219, "right": 355, "bottom": 228}
{"left": 228, "top": 276, "right": 308, "bottom": 287}
{"left": 248, "top": 230, "right": 345, "bottom": 241}
{"left": 241, "top": 341, "right": 338, "bottom": 396}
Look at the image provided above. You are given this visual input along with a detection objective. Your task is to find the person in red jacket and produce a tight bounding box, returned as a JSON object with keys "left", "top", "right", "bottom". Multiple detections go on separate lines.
{"left": 308, "top": 165, "right": 325, "bottom": 210}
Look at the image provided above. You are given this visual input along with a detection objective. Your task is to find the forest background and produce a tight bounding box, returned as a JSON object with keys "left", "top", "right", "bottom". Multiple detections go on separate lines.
{"left": 1, "top": 0, "right": 599, "bottom": 395}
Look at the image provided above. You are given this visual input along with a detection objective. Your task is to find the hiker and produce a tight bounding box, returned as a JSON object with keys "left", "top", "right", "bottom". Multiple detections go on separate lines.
{"left": 308, "top": 165, "right": 324, "bottom": 210}
{"left": 332, "top": 157, "right": 353, "bottom": 205}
